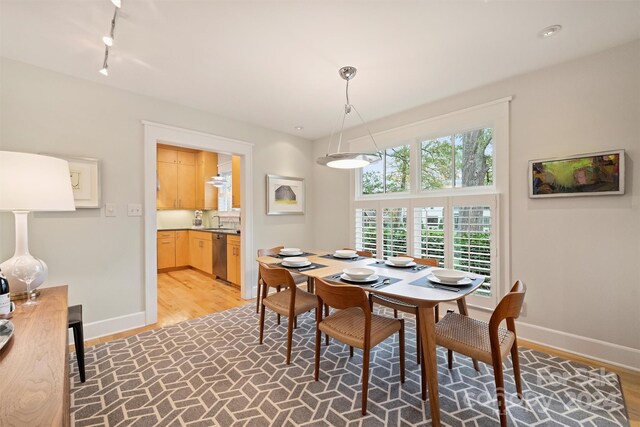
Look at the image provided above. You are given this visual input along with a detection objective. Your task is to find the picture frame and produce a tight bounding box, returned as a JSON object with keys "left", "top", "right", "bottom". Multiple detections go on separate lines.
{"left": 266, "top": 174, "right": 304, "bottom": 215}
{"left": 48, "top": 155, "right": 101, "bottom": 208}
{"left": 529, "top": 149, "right": 624, "bottom": 198}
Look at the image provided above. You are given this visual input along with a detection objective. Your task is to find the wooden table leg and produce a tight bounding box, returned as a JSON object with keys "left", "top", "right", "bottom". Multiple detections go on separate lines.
{"left": 308, "top": 277, "right": 314, "bottom": 294}
{"left": 456, "top": 298, "right": 481, "bottom": 372}
{"left": 417, "top": 306, "right": 440, "bottom": 427}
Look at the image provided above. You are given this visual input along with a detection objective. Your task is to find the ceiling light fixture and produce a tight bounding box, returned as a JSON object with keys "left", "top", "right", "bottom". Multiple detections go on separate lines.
{"left": 206, "top": 174, "right": 227, "bottom": 187}
{"left": 99, "top": 4, "right": 119, "bottom": 76}
{"left": 317, "top": 66, "right": 382, "bottom": 169}
{"left": 294, "top": 126, "right": 304, "bottom": 131}
{"left": 539, "top": 24, "right": 562, "bottom": 38}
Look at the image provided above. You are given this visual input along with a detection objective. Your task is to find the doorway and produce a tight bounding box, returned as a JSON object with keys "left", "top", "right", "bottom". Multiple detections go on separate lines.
{"left": 143, "top": 121, "right": 255, "bottom": 326}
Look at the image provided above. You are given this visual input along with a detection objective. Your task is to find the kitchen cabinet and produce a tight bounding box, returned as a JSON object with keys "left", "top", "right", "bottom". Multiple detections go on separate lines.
{"left": 196, "top": 151, "right": 218, "bottom": 210}
{"left": 157, "top": 146, "right": 196, "bottom": 209}
{"left": 227, "top": 235, "right": 241, "bottom": 285}
{"left": 157, "top": 231, "right": 176, "bottom": 269}
{"left": 175, "top": 230, "right": 189, "bottom": 267}
{"left": 189, "top": 231, "right": 213, "bottom": 274}
{"left": 232, "top": 155, "right": 241, "bottom": 209}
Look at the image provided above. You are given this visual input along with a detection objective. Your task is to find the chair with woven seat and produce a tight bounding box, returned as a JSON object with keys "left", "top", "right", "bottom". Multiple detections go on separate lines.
{"left": 436, "top": 280, "right": 526, "bottom": 427}
{"left": 68, "top": 304, "right": 86, "bottom": 383}
{"left": 314, "top": 278, "right": 405, "bottom": 415}
{"left": 258, "top": 262, "right": 317, "bottom": 364}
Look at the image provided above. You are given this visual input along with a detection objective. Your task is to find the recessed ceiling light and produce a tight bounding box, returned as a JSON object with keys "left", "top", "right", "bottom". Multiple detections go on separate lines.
{"left": 294, "top": 126, "right": 304, "bottom": 131}
{"left": 539, "top": 25, "right": 562, "bottom": 38}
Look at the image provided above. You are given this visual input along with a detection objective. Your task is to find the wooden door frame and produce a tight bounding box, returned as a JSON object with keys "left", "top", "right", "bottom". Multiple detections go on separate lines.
{"left": 143, "top": 121, "right": 255, "bottom": 325}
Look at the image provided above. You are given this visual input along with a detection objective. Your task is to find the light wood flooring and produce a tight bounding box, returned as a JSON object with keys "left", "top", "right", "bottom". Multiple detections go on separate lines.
{"left": 83, "top": 268, "right": 639, "bottom": 425}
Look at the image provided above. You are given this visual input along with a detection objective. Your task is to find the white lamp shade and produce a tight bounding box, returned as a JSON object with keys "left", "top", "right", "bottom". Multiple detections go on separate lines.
{"left": 0, "top": 151, "right": 76, "bottom": 211}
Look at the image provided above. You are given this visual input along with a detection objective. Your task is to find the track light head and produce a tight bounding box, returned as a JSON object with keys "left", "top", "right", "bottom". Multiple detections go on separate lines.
{"left": 99, "top": 66, "right": 109, "bottom": 76}
{"left": 110, "top": 0, "right": 121, "bottom": 8}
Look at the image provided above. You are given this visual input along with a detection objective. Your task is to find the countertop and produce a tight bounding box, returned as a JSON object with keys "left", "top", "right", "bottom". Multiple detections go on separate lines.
{"left": 158, "top": 227, "right": 241, "bottom": 235}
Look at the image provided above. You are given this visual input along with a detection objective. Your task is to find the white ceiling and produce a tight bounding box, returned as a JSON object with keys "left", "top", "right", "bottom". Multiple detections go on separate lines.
{"left": 1, "top": 1, "right": 639, "bottom": 140}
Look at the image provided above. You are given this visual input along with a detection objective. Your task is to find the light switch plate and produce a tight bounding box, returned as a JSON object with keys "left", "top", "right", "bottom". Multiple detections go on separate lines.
{"left": 128, "top": 204, "right": 142, "bottom": 217}
{"left": 105, "top": 203, "right": 116, "bottom": 217}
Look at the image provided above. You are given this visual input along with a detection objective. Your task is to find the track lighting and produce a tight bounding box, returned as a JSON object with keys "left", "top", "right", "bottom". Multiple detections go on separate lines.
{"left": 110, "top": 0, "right": 121, "bottom": 8}
{"left": 99, "top": 47, "right": 109, "bottom": 76}
{"left": 98, "top": 4, "right": 119, "bottom": 76}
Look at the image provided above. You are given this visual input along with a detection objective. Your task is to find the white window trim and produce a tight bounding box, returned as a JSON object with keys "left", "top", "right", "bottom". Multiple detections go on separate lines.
{"left": 350, "top": 98, "right": 511, "bottom": 310}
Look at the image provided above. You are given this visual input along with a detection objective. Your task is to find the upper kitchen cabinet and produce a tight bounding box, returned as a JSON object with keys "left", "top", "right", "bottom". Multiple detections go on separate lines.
{"left": 196, "top": 151, "right": 218, "bottom": 210}
{"left": 232, "top": 155, "right": 241, "bottom": 209}
{"left": 156, "top": 146, "right": 196, "bottom": 209}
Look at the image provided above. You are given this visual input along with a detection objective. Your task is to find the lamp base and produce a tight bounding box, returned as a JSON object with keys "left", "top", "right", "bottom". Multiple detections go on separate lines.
{"left": 0, "top": 254, "right": 48, "bottom": 295}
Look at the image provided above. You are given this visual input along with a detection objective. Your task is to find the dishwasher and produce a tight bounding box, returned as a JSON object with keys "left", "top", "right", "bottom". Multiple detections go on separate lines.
{"left": 212, "top": 233, "right": 227, "bottom": 280}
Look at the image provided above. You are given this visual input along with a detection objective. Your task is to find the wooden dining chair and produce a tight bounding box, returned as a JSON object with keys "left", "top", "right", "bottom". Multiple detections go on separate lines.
{"left": 435, "top": 280, "right": 527, "bottom": 427}
{"left": 342, "top": 247, "right": 374, "bottom": 258}
{"left": 256, "top": 246, "right": 308, "bottom": 316}
{"left": 258, "top": 263, "right": 317, "bottom": 364}
{"left": 314, "top": 278, "right": 405, "bottom": 415}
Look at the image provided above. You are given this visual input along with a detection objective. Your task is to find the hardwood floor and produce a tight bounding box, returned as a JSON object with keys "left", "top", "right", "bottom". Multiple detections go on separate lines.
{"left": 83, "top": 269, "right": 639, "bottom": 425}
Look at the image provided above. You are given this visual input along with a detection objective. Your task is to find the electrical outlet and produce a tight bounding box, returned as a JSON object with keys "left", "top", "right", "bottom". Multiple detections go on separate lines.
{"left": 127, "top": 204, "right": 142, "bottom": 217}
{"left": 105, "top": 203, "right": 116, "bottom": 217}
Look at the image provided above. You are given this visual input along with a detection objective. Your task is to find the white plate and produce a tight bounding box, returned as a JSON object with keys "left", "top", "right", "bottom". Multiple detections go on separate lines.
{"left": 280, "top": 251, "right": 303, "bottom": 256}
{"left": 340, "top": 273, "right": 379, "bottom": 283}
{"left": 427, "top": 274, "right": 472, "bottom": 286}
{"left": 0, "top": 319, "right": 15, "bottom": 351}
{"left": 333, "top": 253, "right": 358, "bottom": 259}
{"left": 385, "top": 260, "right": 417, "bottom": 268}
{"left": 282, "top": 260, "right": 311, "bottom": 268}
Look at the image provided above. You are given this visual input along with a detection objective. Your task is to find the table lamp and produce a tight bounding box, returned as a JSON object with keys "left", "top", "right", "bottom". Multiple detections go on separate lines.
{"left": 0, "top": 151, "right": 76, "bottom": 301}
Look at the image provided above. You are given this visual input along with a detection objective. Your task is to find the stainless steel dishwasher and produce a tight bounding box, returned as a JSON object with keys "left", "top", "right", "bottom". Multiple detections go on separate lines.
{"left": 212, "top": 233, "right": 227, "bottom": 280}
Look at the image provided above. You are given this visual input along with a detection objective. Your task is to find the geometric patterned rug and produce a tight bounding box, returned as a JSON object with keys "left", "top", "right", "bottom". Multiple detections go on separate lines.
{"left": 70, "top": 304, "right": 629, "bottom": 426}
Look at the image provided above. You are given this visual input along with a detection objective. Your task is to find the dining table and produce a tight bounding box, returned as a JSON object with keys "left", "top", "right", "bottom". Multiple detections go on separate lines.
{"left": 257, "top": 250, "right": 485, "bottom": 427}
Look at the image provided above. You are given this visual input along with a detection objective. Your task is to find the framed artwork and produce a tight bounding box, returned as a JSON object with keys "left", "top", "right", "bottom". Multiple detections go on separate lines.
{"left": 266, "top": 174, "right": 304, "bottom": 215}
{"left": 529, "top": 149, "right": 624, "bottom": 198}
{"left": 49, "top": 155, "right": 101, "bottom": 208}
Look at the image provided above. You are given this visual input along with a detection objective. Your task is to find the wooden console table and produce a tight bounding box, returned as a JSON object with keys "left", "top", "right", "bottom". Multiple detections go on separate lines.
{"left": 0, "top": 286, "right": 70, "bottom": 426}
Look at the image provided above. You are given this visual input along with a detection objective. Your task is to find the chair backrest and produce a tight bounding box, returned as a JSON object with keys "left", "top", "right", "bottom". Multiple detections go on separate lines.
{"left": 314, "top": 278, "right": 370, "bottom": 313}
{"left": 395, "top": 254, "right": 438, "bottom": 267}
{"left": 258, "top": 262, "right": 295, "bottom": 291}
{"left": 489, "top": 280, "right": 527, "bottom": 333}
{"left": 342, "top": 248, "right": 373, "bottom": 258}
{"left": 258, "top": 246, "right": 284, "bottom": 257}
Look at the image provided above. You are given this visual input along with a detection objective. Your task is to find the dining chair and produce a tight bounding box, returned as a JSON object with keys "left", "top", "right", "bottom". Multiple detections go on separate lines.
{"left": 435, "top": 280, "right": 527, "bottom": 427}
{"left": 314, "top": 278, "right": 405, "bottom": 415}
{"left": 256, "top": 246, "right": 307, "bottom": 318}
{"left": 68, "top": 305, "right": 86, "bottom": 383}
{"left": 342, "top": 247, "right": 374, "bottom": 258}
{"left": 258, "top": 263, "right": 317, "bottom": 364}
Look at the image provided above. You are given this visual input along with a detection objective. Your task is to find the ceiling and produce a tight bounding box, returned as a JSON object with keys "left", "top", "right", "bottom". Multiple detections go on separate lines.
{"left": 1, "top": 1, "right": 639, "bottom": 140}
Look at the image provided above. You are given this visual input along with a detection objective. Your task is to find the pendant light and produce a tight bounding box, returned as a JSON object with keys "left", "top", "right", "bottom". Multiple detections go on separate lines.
{"left": 207, "top": 174, "right": 226, "bottom": 187}
{"left": 316, "top": 66, "right": 382, "bottom": 169}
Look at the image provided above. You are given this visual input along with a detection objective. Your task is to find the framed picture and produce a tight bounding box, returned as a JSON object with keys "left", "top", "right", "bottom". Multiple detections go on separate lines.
{"left": 529, "top": 149, "right": 624, "bottom": 198}
{"left": 266, "top": 174, "right": 304, "bottom": 215}
{"left": 47, "top": 155, "right": 101, "bottom": 208}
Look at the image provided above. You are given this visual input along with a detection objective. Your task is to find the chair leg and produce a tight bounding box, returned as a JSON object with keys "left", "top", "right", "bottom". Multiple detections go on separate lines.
{"left": 511, "top": 341, "right": 523, "bottom": 399}
{"left": 324, "top": 304, "right": 330, "bottom": 346}
{"left": 368, "top": 294, "right": 373, "bottom": 311}
{"left": 315, "top": 322, "right": 321, "bottom": 381}
{"left": 350, "top": 346, "right": 354, "bottom": 358}
{"left": 492, "top": 356, "right": 507, "bottom": 427}
{"left": 434, "top": 304, "right": 439, "bottom": 323}
{"left": 447, "top": 349, "right": 453, "bottom": 369}
{"left": 72, "top": 323, "right": 86, "bottom": 383}
{"left": 255, "top": 281, "right": 261, "bottom": 313}
{"left": 399, "top": 319, "right": 405, "bottom": 383}
{"left": 393, "top": 309, "right": 398, "bottom": 318}
{"left": 415, "top": 312, "right": 421, "bottom": 365}
{"left": 286, "top": 315, "right": 294, "bottom": 365}
{"left": 276, "top": 286, "right": 281, "bottom": 325}
{"left": 259, "top": 303, "right": 266, "bottom": 344}
{"left": 294, "top": 316, "right": 297, "bottom": 329}
{"left": 362, "top": 346, "right": 370, "bottom": 415}
{"left": 420, "top": 343, "right": 427, "bottom": 401}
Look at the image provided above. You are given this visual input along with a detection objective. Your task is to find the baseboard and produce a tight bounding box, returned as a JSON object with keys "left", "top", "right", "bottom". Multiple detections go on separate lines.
{"left": 68, "top": 311, "right": 146, "bottom": 344}
{"left": 438, "top": 302, "right": 640, "bottom": 372}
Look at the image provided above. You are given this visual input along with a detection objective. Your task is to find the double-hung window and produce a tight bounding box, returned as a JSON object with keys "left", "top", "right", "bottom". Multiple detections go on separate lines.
{"left": 351, "top": 98, "right": 510, "bottom": 308}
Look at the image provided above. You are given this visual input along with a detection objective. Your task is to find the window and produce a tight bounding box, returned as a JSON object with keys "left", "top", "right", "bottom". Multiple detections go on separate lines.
{"left": 351, "top": 98, "right": 510, "bottom": 308}
{"left": 361, "top": 144, "right": 411, "bottom": 195}
{"left": 421, "top": 128, "right": 493, "bottom": 191}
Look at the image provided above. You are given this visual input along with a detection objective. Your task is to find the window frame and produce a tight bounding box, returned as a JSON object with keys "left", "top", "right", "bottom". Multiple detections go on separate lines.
{"left": 350, "top": 98, "right": 511, "bottom": 310}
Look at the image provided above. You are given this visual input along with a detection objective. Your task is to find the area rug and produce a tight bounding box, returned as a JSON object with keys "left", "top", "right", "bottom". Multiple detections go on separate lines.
{"left": 70, "top": 304, "right": 629, "bottom": 426}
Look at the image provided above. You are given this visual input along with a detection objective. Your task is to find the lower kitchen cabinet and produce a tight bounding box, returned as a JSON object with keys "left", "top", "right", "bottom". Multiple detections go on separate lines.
{"left": 189, "top": 231, "right": 213, "bottom": 274}
{"left": 157, "top": 232, "right": 176, "bottom": 269}
{"left": 227, "top": 235, "right": 241, "bottom": 285}
{"left": 175, "top": 230, "right": 189, "bottom": 267}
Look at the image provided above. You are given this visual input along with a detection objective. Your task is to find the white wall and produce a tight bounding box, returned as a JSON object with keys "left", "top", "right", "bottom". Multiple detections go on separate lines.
{"left": 0, "top": 58, "right": 315, "bottom": 325}
{"left": 312, "top": 41, "right": 640, "bottom": 364}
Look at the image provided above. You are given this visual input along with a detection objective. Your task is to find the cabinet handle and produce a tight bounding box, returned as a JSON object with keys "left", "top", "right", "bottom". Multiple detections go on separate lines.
{"left": 199, "top": 241, "right": 203, "bottom": 248}
{"left": 161, "top": 242, "right": 171, "bottom": 245}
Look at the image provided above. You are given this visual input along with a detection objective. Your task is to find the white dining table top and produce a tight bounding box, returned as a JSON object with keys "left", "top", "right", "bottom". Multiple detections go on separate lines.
{"left": 257, "top": 250, "right": 485, "bottom": 307}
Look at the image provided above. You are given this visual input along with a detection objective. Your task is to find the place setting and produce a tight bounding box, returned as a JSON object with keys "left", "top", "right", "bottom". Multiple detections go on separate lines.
{"left": 274, "top": 247, "right": 316, "bottom": 258}
{"left": 323, "top": 267, "right": 401, "bottom": 289}
{"left": 318, "top": 249, "right": 368, "bottom": 262}
{"left": 271, "top": 256, "right": 327, "bottom": 272}
{"left": 409, "top": 268, "right": 480, "bottom": 292}
{"left": 368, "top": 256, "right": 431, "bottom": 273}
